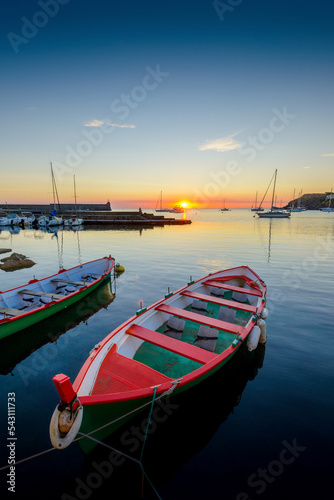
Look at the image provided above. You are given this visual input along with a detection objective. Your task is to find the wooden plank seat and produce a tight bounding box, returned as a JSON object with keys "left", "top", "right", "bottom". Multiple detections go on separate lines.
{"left": 51, "top": 278, "right": 86, "bottom": 286}
{"left": 0, "top": 306, "right": 23, "bottom": 317}
{"left": 155, "top": 304, "right": 244, "bottom": 335}
{"left": 203, "top": 279, "right": 262, "bottom": 297}
{"left": 126, "top": 324, "right": 217, "bottom": 364}
{"left": 18, "top": 289, "right": 65, "bottom": 299}
{"left": 180, "top": 290, "right": 257, "bottom": 313}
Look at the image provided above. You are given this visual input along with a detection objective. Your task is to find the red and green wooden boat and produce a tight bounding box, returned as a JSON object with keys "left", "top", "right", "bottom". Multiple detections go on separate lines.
{"left": 50, "top": 265, "right": 268, "bottom": 454}
{"left": 0, "top": 256, "right": 115, "bottom": 340}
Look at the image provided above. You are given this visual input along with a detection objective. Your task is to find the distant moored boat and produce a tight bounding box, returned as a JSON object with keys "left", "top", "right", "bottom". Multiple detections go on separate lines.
{"left": 220, "top": 199, "right": 231, "bottom": 211}
{"left": 257, "top": 170, "right": 291, "bottom": 218}
{"left": 250, "top": 191, "right": 264, "bottom": 211}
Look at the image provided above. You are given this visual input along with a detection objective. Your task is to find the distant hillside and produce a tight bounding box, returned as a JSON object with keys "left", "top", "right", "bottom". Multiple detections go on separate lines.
{"left": 284, "top": 193, "right": 331, "bottom": 210}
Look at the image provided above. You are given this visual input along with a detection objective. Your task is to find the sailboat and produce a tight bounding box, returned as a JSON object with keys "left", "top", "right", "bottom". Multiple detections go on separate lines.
{"left": 251, "top": 191, "right": 264, "bottom": 211}
{"left": 64, "top": 176, "right": 84, "bottom": 226}
{"left": 288, "top": 189, "right": 303, "bottom": 212}
{"left": 220, "top": 199, "right": 231, "bottom": 211}
{"left": 155, "top": 191, "right": 174, "bottom": 213}
{"left": 39, "top": 162, "right": 63, "bottom": 227}
{"left": 256, "top": 170, "right": 291, "bottom": 218}
{"left": 171, "top": 205, "right": 185, "bottom": 213}
{"left": 320, "top": 188, "right": 334, "bottom": 212}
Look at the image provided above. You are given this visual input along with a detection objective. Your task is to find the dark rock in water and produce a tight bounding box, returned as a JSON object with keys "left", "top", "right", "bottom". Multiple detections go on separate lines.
{"left": 1, "top": 252, "right": 27, "bottom": 263}
{"left": 0, "top": 248, "right": 12, "bottom": 255}
{"left": 0, "top": 252, "right": 36, "bottom": 271}
{"left": 0, "top": 259, "right": 36, "bottom": 272}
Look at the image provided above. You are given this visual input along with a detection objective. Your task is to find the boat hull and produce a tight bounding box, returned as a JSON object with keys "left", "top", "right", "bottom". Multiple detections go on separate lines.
{"left": 257, "top": 211, "right": 290, "bottom": 218}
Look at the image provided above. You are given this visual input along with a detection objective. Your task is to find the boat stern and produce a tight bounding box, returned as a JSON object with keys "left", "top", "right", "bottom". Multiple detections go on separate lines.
{"left": 50, "top": 374, "right": 83, "bottom": 449}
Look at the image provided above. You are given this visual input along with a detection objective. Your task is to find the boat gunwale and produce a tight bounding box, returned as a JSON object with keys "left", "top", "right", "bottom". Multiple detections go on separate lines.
{"left": 74, "top": 265, "right": 266, "bottom": 406}
{"left": 0, "top": 256, "right": 114, "bottom": 327}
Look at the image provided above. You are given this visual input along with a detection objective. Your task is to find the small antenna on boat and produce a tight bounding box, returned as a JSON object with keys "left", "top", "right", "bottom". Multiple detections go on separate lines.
{"left": 139, "top": 300, "right": 143, "bottom": 309}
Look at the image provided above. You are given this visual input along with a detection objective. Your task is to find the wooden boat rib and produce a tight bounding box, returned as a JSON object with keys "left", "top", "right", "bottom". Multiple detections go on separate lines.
{"left": 0, "top": 256, "right": 114, "bottom": 339}
{"left": 50, "top": 265, "right": 268, "bottom": 454}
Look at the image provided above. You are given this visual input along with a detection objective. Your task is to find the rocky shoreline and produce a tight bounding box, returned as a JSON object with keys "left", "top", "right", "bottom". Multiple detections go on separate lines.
{"left": 284, "top": 193, "right": 332, "bottom": 210}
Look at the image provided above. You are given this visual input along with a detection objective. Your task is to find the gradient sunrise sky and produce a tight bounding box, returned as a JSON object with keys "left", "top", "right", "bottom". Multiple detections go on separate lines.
{"left": 1, "top": 0, "right": 333, "bottom": 208}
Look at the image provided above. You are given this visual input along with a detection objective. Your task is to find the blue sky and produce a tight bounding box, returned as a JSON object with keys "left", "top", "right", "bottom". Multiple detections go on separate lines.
{"left": 1, "top": 0, "right": 333, "bottom": 207}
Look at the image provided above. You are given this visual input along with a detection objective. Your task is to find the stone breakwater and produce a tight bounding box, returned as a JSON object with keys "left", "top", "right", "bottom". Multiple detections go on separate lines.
{"left": 71, "top": 211, "right": 191, "bottom": 226}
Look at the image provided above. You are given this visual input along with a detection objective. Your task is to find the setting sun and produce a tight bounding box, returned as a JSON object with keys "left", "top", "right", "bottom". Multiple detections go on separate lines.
{"left": 178, "top": 200, "right": 192, "bottom": 209}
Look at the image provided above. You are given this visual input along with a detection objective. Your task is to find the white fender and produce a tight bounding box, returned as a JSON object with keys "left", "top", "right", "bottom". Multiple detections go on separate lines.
{"left": 257, "top": 318, "right": 267, "bottom": 343}
{"left": 49, "top": 405, "right": 83, "bottom": 450}
{"left": 247, "top": 325, "right": 261, "bottom": 351}
{"left": 260, "top": 307, "right": 268, "bottom": 320}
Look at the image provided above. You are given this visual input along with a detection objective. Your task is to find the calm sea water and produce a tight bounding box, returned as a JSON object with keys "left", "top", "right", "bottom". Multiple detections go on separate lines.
{"left": 0, "top": 209, "right": 333, "bottom": 500}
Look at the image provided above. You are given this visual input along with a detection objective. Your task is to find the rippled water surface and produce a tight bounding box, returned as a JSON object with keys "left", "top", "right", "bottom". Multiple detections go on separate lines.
{"left": 0, "top": 209, "right": 333, "bottom": 500}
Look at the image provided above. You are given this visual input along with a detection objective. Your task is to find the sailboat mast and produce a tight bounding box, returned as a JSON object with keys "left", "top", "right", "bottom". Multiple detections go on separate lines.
{"left": 50, "top": 162, "right": 61, "bottom": 213}
{"left": 297, "top": 190, "right": 302, "bottom": 208}
{"left": 74, "top": 175, "right": 78, "bottom": 214}
{"left": 51, "top": 162, "right": 56, "bottom": 210}
{"left": 255, "top": 191, "right": 258, "bottom": 207}
{"left": 271, "top": 169, "right": 277, "bottom": 211}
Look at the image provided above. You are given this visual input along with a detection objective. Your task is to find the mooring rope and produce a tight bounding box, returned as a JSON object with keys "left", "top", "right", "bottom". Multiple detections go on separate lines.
{"left": 0, "top": 446, "right": 56, "bottom": 471}
{"left": 140, "top": 385, "right": 158, "bottom": 462}
{"left": 77, "top": 432, "right": 162, "bottom": 500}
{"left": 0, "top": 378, "right": 182, "bottom": 497}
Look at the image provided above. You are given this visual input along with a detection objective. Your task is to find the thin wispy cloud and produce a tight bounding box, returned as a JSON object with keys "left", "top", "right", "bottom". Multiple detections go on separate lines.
{"left": 199, "top": 131, "right": 241, "bottom": 152}
{"left": 84, "top": 119, "right": 135, "bottom": 128}
{"left": 303, "top": 166, "right": 311, "bottom": 169}
{"left": 321, "top": 153, "right": 334, "bottom": 157}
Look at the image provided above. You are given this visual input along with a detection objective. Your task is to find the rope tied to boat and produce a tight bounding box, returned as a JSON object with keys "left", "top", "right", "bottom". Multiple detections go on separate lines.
{"left": 140, "top": 385, "right": 158, "bottom": 462}
{"left": 159, "top": 378, "right": 182, "bottom": 398}
{"left": 57, "top": 393, "right": 78, "bottom": 415}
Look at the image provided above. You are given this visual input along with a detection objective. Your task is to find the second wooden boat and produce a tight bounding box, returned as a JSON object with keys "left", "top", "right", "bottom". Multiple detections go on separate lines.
{"left": 0, "top": 256, "right": 115, "bottom": 340}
